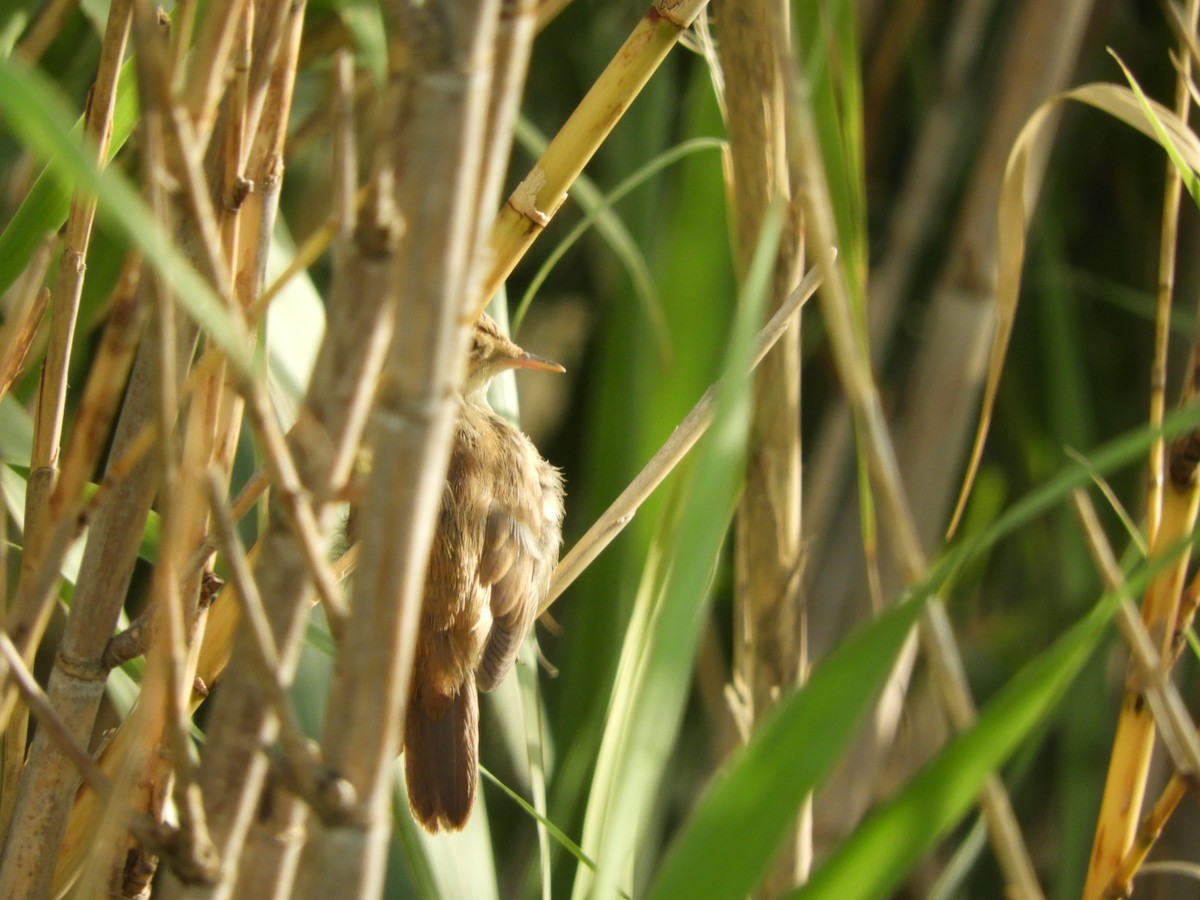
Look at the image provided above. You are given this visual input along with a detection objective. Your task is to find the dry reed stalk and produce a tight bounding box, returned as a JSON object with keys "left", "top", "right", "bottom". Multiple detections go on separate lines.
{"left": 295, "top": 2, "right": 504, "bottom": 896}
{"left": 476, "top": 0, "right": 710, "bottom": 315}
{"left": 476, "top": 0, "right": 539, "bottom": 242}
{"left": 1143, "top": 1, "right": 1200, "bottom": 547}
{"left": 2, "top": 0, "right": 303, "bottom": 891}
{"left": 1083, "top": 447, "right": 1200, "bottom": 899}
{"left": 0, "top": 239, "right": 53, "bottom": 402}
{"left": 1083, "top": 5, "right": 1200, "bottom": 894}
{"left": 21, "top": 1, "right": 720, "bottom": 897}
{"left": 810, "top": 0, "right": 1093, "bottom": 862}
{"left": 202, "top": 469, "right": 333, "bottom": 899}
{"left": 1, "top": 1, "right": 132, "bottom": 831}
{"left": 714, "top": 0, "right": 808, "bottom": 891}
{"left": 788, "top": 19, "right": 1046, "bottom": 896}
{"left": 803, "top": 0, "right": 996, "bottom": 627}
{"left": 84, "top": 5, "right": 220, "bottom": 892}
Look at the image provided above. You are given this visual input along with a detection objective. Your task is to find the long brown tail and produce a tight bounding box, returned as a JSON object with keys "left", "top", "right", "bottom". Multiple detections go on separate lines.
{"left": 403, "top": 677, "right": 479, "bottom": 833}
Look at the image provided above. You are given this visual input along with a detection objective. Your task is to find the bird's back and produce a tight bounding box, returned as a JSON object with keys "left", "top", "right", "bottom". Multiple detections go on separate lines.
{"left": 404, "top": 396, "right": 564, "bottom": 832}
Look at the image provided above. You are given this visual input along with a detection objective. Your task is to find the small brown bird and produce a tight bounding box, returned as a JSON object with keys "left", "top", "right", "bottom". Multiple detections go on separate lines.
{"left": 404, "top": 313, "right": 565, "bottom": 833}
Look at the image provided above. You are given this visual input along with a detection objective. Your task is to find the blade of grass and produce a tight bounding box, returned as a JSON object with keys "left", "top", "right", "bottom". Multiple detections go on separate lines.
{"left": 949, "top": 79, "right": 1200, "bottom": 534}
{"left": 644, "top": 593, "right": 925, "bottom": 900}
{"left": 510, "top": 129, "right": 725, "bottom": 345}
{"left": 0, "top": 56, "right": 251, "bottom": 374}
{"left": 792, "top": 587, "right": 1124, "bottom": 900}
{"left": 1110, "top": 52, "right": 1200, "bottom": 207}
{"left": 0, "top": 57, "right": 138, "bottom": 300}
{"left": 572, "top": 202, "right": 783, "bottom": 899}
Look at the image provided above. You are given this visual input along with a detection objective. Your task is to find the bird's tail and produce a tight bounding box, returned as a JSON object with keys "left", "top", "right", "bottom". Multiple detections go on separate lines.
{"left": 404, "top": 677, "right": 479, "bottom": 833}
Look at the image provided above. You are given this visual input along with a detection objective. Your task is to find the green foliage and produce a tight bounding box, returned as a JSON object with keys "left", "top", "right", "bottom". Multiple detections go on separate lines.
{"left": 2, "top": 4, "right": 1199, "bottom": 898}
{"left": 647, "top": 594, "right": 925, "bottom": 900}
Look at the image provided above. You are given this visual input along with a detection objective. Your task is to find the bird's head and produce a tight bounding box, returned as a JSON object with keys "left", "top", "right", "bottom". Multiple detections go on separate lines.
{"left": 462, "top": 313, "right": 564, "bottom": 400}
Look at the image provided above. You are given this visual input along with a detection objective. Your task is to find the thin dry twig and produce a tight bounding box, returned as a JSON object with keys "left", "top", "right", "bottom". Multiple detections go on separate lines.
{"left": 1084, "top": 9, "right": 1200, "bottom": 892}
{"left": 0, "top": 6, "right": 134, "bottom": 845}
{"left": 1072, "top": 491, "right": 1200, "bottom": 778}
{"left": 789, "top": 28, "right": 1045, "bottom": 896}
{"left": 202, "top": 469, "right": 351, "bottom": 819}
{"left": 542, "top": 264, "right": 821, "bottom": 613}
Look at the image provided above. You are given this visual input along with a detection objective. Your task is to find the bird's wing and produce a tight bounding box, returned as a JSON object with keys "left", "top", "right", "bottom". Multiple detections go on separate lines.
{"left": 476, "top": 502, "right": 539, "bottom": 691}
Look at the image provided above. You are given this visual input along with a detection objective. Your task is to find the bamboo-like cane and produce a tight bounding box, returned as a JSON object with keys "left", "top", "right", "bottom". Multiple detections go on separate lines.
{"left": 49, "top": 1, "right": 714, "bottom": 890}
{"left": 717, "top": 2, "right": 809, "bottom": 891}
{"left": 475, "top": 0, "right": 708, "bottom": 317}
{"left": 1082, "top": 3, "right": 1200, "bottom": 893}
{"left": 1083, "top": 441, "right": 1200, "bottom": 899}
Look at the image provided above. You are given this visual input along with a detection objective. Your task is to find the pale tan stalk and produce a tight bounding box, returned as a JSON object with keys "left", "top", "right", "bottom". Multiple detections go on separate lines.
{"left": 296, "top": 3, "right": 503, "bottom": 896}
{"left": 230, "top": 780, "right": 307, "bottom": 900}
{"left": 715, "top": 1, "right": 807, "bottom": 891}
{"left": 543, "top": 267, "right": 821, "bottom": 614}
{"left": 201, "top": 470, "right": 336, "bottom": 812}
{"left": 245, "top": 1, "right": 298, "bottom": 134}
{"left": 1084, "top": 440, "right": 1200, "bottom": 899}
{"left": 789, "top": 34, "right": 1044, "bottom": 898}
{"left": 811, "top": 0, "right": 1093, "bottom": 856}
{"left": 182, "top": 0, "right": 251, "bottom": 150}
{"left": 54, "top": 259, "right": 148, "bottom": 518}
{"left": 1143, "top": 9, "right": 1197, "bottom": 547}
{"left": 1073, "top": 493, "right": 1200, "bottom": 777}
{"left": 331, "top": 51, "right": 357, "bottom": 242}
{"left": 0, "top": 238, "right": 53, "bottom": 401}
{"left": 805, "top": 0, "right": 995, "bottom": 569}
{"left": 97, "top": 6, "right": 220, "bottom": 890}
{"left": 169, "top": 0, "right": 198, "bottom": 80}
{"left": 476, "top": 0, "right": 710, "bottom": 314}
{"left": 26, "top": 0, "right": 131, "bottom": 510}
{"left": 476, "top": 0, "right": 539, "bottom": 229}
{"left": 3, "top": 5, "right": 133, "bottom": 812}
{"left": 1083, "top": 6, "right": 1200, "bottom": 895}
{"left": 0, "top": 6, "right": 200, "bottom": 894}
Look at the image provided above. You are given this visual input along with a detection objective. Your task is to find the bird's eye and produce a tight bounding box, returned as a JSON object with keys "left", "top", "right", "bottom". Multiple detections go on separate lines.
{"left": 471, "top": 337, "right": 483, "bottom": 354}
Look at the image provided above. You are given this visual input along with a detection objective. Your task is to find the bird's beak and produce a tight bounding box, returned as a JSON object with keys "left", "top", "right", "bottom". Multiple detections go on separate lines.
{"left": 510, "top": 351, "right": 565, "bottom": 374}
